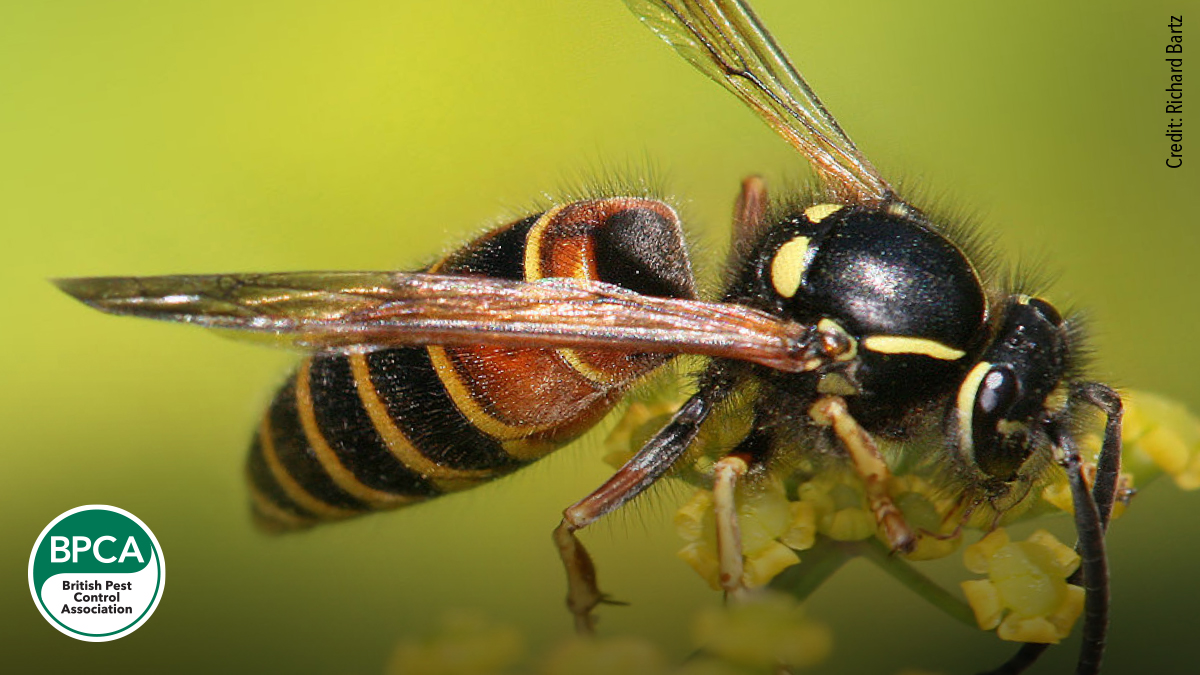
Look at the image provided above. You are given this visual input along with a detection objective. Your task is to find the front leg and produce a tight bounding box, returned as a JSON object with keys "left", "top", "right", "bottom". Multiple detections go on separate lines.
{"left": 1053, "top": 423, "right": 1109, "bottom": 675}
{"left": 978, "top": 384, "right": 1123, "bottom": 675}
{"left": 1072, "top": 381, "right": 1124, "bottom": 527}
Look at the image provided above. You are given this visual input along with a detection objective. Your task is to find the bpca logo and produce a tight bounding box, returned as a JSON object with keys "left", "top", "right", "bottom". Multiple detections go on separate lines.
{"left": 28, "top": 505, "right": 165, "bottom": 642}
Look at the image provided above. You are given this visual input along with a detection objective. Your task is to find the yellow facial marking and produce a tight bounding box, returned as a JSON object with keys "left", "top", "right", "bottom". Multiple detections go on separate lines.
{"left": 996, "top": 419, "right": 1029, "bottom": 436}
{"left": 956, "top": 362, "right": 992, "bottom": 457}
{"left": 803, "top": 203, "right": 843, "bottom": 223}
{"left": 770, "top": 235, "right": 811, "bottom": 299}
{"left": 862, "top": 335, "right": 966, "bottom": 361}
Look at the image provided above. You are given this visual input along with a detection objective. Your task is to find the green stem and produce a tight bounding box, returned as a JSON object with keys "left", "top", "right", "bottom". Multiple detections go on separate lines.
{"left": 771, "top": 536, "right": 978, "bottom": 628}
{"left": 856, "top": 538, "right": 977, "bottom": 627}
{"left": 769, "top": 537, "right": 852, "bottom": 601}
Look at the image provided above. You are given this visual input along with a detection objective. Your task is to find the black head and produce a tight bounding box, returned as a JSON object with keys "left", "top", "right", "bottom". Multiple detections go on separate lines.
{"left": 953, "top": 295, "right": 1072, "bottom": 480}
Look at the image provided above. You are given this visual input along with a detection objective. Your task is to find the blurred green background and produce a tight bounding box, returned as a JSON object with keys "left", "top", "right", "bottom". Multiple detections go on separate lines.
{"left": 2, "top": 0, "right": 1197, "bottom": 673}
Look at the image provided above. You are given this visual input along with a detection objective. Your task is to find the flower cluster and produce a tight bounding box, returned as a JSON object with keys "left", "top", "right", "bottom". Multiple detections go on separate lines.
{"left": 603, "top": 388, "right": 1200, "bottom": 648}
{"left": 676, "top": 476, "right": 815, "bottom": 590}
{"left": 386, "top": 593, "right": 831, "bottom": 675}
{"left": 1040, "top": 389, "right": 1200, "bottom": 517}
{"left": 960, "top": 529, "right": 1084, "bottom": 643}
{"left": 386, "top": 611, "right": 523, "bottom": 675}
{"left": 1119, "top": 389, "right": 1200, "bottom": 490}
{"left": 383, "top": 390, "right": 1198, "bottom": 675}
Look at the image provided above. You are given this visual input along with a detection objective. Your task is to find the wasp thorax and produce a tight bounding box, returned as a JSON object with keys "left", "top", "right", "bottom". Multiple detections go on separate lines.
{"left": 955, "top": 296, "right": 1071, "bottom": 480}
{"left": 734, "top": 203, "right": 988, "bottom": 427}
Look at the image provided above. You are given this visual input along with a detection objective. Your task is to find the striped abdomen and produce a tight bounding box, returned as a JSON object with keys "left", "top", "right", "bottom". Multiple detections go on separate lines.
{"left": 247, "top": 198, "right": 696, "bottom": 530}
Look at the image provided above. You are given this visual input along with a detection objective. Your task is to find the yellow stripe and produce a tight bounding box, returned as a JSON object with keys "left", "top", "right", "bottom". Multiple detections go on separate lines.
{"left": 500, "top": 438, "right": 560, "bottom": 462}
{"left": 803, "top": 203, "right": 843, "bottom": 223}
{"left": 258, "top": 415, "right": 359, "bottom": 520}
{"left": 246, "top": 480, "right": 317, "bottom": 531}
{"left": 424, "top": 235, "right": 461, "bottom": 274}
{"left": 521, "top": 205, "right": 619, "bottom": 388}
{"left": 770, "top": 235, "right": 811, "bottom": 299}
{"left": 295, "top": 360, "right": 420, "bottom": 508}
{"left": 558, "top": 348, "right": 623, "bottom": 386}
{"left": 348, "top": 353, "right": 493, "bottom": 492}
{"left": 523, "top": 204, "right": 568, "bottom": 282}
{"left": 956, "top": 361, "right": 992, "bottom": 458}
{"left": 430, "top": 205, "right": 593, "bottom": 459}
{"left": 427, "top": 345, "right": 563, "bottom": 441}
{"left": 861, "top": 335, "right": 966, "bottom": 361}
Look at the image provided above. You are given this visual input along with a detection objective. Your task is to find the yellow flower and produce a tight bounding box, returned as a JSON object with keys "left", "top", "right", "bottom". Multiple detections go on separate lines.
{"left": 385, "top": 611, "right": 523, "bottom": 675}
{"left": 1121, "top": 389, "right": 1200, "bottom": 490}
{"left": 676, "top": 477, "right": 816, "bottom": 590}
{"left": 691, "top": 591, "right": 832, "bottom": 670}
{"left": 603, "top": 400, "right": 683, "bottom": 470}
{"left": 960, "top": 529, "right": 1084, "bottom": 643}
{"left": 1040, "top": 439, "right": 1134, "bottom": 520}
{"left": 796, "top": 469, "right": 876, "bottom": 542}
{"left": 886, "top": 474, "right": 963, "bottom": 560}
{"left": 540, "top": 636, "right": 668, "bottom": 675}
{"left": 1041, "top": 389, "right": 1200, "bottom": 515}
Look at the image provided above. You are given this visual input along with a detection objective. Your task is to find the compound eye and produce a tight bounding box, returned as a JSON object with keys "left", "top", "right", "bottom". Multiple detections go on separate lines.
{"left": 970, "top": 363, "right": 1031, "bottom": 480}
{"left": 976, "top": 364, "right": 1020, "bottom": 417}
{"left": 972, "top": 364, "right": 1019, "bottom": 451}
{"left": 1026, "top": 297, "right": 1063, "bottom": 327}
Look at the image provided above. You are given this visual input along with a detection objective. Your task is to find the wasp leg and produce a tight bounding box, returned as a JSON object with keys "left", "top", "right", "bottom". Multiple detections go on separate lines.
{"left": 731, "top": 175, "right": 770, "bottom": 259}
{"left": 808, "top": 395, "right": 916, "bottom": 554}
{"left": 1055, "top": 424, "right": 1108, "bottom": 675}
{"left": 979, "top": 384, "right": 1122, "bottom": 675}
{"left": 1065, "top": 383, "right": 1122, "bottom": 675}
{"left": 554, "top": 378, "right": 732, "bottom": 634}
{"left": 711, "top": 454, "right": 751, "bottom": 600}
{"left": 1074, "top": 382, "right": 1124, "bottom": 526}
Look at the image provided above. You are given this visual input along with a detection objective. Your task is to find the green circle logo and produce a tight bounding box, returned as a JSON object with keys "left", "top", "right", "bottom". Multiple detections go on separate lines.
{"left": 28, "top": 505, "right": 165, "bottom": 642}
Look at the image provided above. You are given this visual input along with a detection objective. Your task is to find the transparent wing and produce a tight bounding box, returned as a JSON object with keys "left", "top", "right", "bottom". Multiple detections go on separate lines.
{"left": 625, "top": 0, "right": 892, "bottom": 204}
{"left": 56, "top": 271, "right": 830, "bottom": 372}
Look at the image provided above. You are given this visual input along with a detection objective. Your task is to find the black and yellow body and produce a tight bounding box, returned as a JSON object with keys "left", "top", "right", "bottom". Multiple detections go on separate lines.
{"left": 720, "top": 201, "right": 990, "bottom": 438}
{"left": 52, "top": 2, "right": 1128, "bottom": 673}
{"left": 650, "top": 194, "right": 1091, "bottom": 552}
{"left": 246, "top": 198, "right": 697, "bottom": 530}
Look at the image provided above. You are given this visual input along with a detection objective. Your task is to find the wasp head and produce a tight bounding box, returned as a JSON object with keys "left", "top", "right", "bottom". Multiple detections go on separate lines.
{"left": 954, "top": 296, "right": 1072, "bottom": 481}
